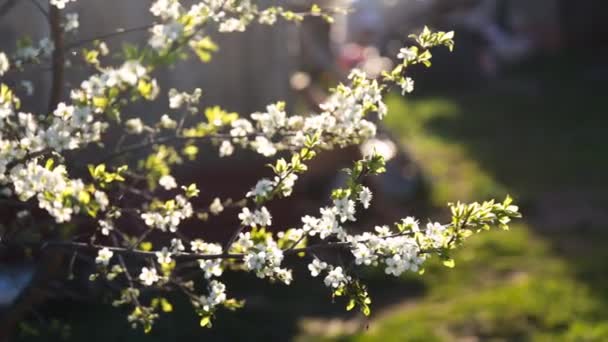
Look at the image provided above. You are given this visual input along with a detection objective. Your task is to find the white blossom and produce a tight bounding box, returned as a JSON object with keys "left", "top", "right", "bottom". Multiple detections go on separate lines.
{"left": 99, "top": 219, "right": 114, "bottom": 236}
{"left": 159, "top": 175, "right": 177, "bottom": 190}
{"left": 255, "top": 206, "right": 272, "bottom": 227}
{"left": 50, "top": 0, "right": 76, "bottom": 9}
{"left": 243, "top": 239, "right": 286, "bottom": 281}
{"left": 308, "top": 258, "right": 328, "bottom": 277}
{"left": 230, "top": 119, "right": 253, "bottom": 137}
{"left": 149, "top": 23, "right": 184, "bottom": 51}
{"left": 401, "top": 217, "right": 420, "bottom": 232}
{"left": 359, "top": 186, "right": 372, "bottom": 209}
{"left": 94, "top": 190, "right": 109, "bottom": 210}
{"left": 238, "top": 207, "right": 272, "bottom": 227}
{"left": 159, "top": 114, "right": 177, "bottom": 129}
{"left": 334, "top": 197, "right": 356, "bottom": 222}
{"left": 95, "top": 247, "right": 113, "bottom": 266}
{"left": 64, "top": 13, "right": 80, "bottom": 32}
{"left": 141, "top": 195, "right": 193, "bottom": 232}
{"left": 253, "top": 136, "right": 277, "bottom": 157}
{"left": 324, "top": 266, "right": 350, "bottom": 288}
{"left": 397, "top": 47, "right": 417, "bottom": 63}
{"left": 155, "top": 247, "right": 173, "bottom": 264}
{"left": 170, "top": 238, "right": 185, "bottom": 252}
{"left": 399, "top": 77, "right": 415, "bottom": 95}
{"left": 219, "top": 18, "right": 245, "bottom": 32}
{"left": 0, "top": 53, "right": 9, "bottom": 76}
{"left": 374, "top": 225, "right": 391, "bottom": 236}
{"left": 139, "top": 267, "right": 159, "bottom": 286}
{"left": 209, "top": 198, "right": 224, "bottom": 215}
{"left": 219, "top": 140, "right": 234, "bottom": 157}
{"left": 352, "top": 243, "right": 377, "bottom": 265}
{"left": 246, "top": 179, "right": 273, "bottom": 198}
{"left": 199, "top": 280, "right": 227, "bottom": 312}
{"left": 238, "top": 208, "right": 256, "bottom": 227}
{"left": 150, "top": 0, "right": 181, "bottom": 19}
{"left": 125, "top": 118, "right": 144, "bottom": 134}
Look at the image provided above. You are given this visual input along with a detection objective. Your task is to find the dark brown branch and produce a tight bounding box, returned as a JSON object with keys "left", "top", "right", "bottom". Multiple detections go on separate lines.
{"left": 48, "top": 5, "right": 65, "bottom": 113}
{"left": 41, "top": 240, "right": 244, "bottom": 261}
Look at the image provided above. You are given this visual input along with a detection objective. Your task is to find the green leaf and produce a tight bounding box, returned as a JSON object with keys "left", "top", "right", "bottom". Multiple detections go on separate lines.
{"left": 443, "top": 259, "right": 456, "bottom": 268}
{"left": 346, "top": 299, "right": 356, "bottom": 311}
{"left": 190, "top": 36, "right": 218, "bottom": 63}
{"left": 45, "top": 158, "right": 55, "bottom": 170}
{"left": 200, "top": 316, "right": 211, "bottom": 327}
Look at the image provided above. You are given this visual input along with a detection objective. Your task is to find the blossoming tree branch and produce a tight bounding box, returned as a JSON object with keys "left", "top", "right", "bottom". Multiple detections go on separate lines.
{"left": 0, "top": 0, "right": 521, "bottom": 332}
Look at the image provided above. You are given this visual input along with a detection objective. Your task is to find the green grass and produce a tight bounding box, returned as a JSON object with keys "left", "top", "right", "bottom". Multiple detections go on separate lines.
{"left": 297, "top": 228, "right": 608, "bottom": 341}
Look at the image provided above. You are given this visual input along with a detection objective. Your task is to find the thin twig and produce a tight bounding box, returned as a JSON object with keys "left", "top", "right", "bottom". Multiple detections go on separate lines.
{"left": 65, "top": 24, "right": 155, "bottom": 50}
{"left": 27, "top": 0, "right": 49, "bottom": 20}
{"left": 42, "top": 240, "right": 244, "bottom": 261}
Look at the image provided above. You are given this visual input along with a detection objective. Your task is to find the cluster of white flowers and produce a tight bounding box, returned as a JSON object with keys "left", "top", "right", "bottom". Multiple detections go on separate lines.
{"left": 0, "top": 97, "right": 112, "bottom": 223}
{"left": 299, "top": 187, "right": 372, "bottom": 240}
{"left": 168, "top": 88, "right": 202, "bottom": 111}
{"left": 301, "top": 207, "right": 341, "bottom": 240}
{"left": 148, "top": 0, "right": 226, "bottom": 51}
{"left": 250, "top": 103, "right": 287, "bottom": 137}
{"left": 220, "top": 70, "right": 383, "bottom": 158}
{"left": 72, "top": 61, "right": 156, "bottom": 107}
{"left": 197, "top": 280, "right": 227, "bottom": 314}
{"left": 348, "top": 227, "right": 424, "bottom": 276}
{"left": 238, "top": 207, "right": 272, "bottom": 228}
{"left": 140, "top": 195, "right": 193, "bottom": 232}
{"left": 340, "top": 218, "right": 454, "bottom": 277}
{"left": 148, "top": 0, "right": 307, "bottom": 52}
{"left": 191, "top": 240, "right": 224, "bottom": 278}
{"left": 7, "top": 161, "right": 107, "bottom": 222}
{"left": 238, "top": 232, "right": 292, "bottom": 284}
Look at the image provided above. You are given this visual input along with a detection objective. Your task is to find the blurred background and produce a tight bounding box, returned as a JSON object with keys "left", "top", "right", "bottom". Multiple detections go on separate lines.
{"left": 2, "top": 0, "right": 608, "bottom": 340}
